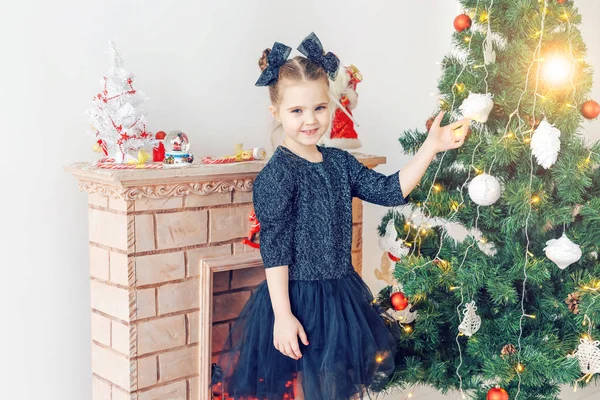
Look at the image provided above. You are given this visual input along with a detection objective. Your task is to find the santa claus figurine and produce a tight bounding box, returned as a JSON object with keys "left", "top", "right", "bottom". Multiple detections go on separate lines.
{"left": 320, "top": 64, "right": 362, "bottom": 149}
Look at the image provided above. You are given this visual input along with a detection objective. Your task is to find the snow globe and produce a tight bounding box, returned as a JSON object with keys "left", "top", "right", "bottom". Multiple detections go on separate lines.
{"left": 163, "top": 130, "right": 194, "bottom": 168}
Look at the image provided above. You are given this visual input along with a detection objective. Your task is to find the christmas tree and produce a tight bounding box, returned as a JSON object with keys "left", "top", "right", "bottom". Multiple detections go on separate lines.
{"left": 376, "top": 1, "right": 600, "bottom": 399}
{"left": 87, "top": 42, "right": 153, "bottom": 163}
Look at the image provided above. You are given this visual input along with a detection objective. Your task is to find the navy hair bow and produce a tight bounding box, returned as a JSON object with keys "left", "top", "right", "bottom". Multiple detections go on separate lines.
{"left": 255, "top": 42, "right": 292, "bottom": 87}
{"left": 297, "top": 32, "right": 340, "bottom": 81}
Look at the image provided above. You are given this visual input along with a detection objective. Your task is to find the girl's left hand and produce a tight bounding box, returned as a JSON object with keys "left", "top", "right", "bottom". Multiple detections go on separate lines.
{"left": 425, "top": 111, "right": 470, "bottom": 154}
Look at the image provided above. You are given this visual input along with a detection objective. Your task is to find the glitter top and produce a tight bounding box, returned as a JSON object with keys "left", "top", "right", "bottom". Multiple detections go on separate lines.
{"left": 252, "top": 145, "right": 408, "bottom": 281}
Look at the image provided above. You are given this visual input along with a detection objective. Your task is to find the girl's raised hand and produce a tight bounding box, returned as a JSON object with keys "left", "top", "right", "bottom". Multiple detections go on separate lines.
{"left": 426, "top": 111, "right": 470, "bottom": 153}
{"left": 273, "top": 313, "right": 309, "bottom": 360}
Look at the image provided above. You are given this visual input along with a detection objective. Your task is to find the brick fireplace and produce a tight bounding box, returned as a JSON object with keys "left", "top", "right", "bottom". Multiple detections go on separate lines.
{"left": 66, "top": 151, "right": 389, "bottom": 400}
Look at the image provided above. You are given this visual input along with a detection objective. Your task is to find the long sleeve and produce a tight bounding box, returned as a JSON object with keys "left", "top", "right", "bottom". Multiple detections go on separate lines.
{"left": 344, "top": 150, "right": 408, "bottom": 207}
{"left": 252, "top": 164, "right": 296, "bottom": 269}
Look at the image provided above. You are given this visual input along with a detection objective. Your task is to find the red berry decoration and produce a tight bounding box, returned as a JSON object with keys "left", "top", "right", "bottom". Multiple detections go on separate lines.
{"left": 487, "top": 386, "right": 509, "bottom": 400}
{"left": 581, "top": 100, "right": 600, "bottom": 120}
{"left": 390, "top": 292, "right": 409, "bottom": 311}
{"left": 557, "top": 0, "right": 567, "bottom": 4}
{"left": 454, "top": 14, "right": 472, "bottom": 32}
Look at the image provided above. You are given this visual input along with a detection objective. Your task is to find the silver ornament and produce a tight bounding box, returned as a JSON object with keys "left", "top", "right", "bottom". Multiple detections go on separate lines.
{"left": 568, "top": 338, "right": 600, "bottom": 375}
{"left": 458, "top": 301, "right": 481, "bottom": 337}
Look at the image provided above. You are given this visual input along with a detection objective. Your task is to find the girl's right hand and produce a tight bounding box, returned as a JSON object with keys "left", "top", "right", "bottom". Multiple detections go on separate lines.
{"left": 273, "top": 313, "right": 309, "bottom": 360}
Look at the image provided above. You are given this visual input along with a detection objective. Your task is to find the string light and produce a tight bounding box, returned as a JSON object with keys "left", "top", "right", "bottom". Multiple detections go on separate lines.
{"left": 516, "top": 363, "right": 526, "bottom": 373}
{"left": 464, "top": 36, "right": 472, "bottom": 43}
{"left": 531, "top": 195, "right": 541, "bottom": 204}
{"left": 541, "top": 54, "right": 573, "bottom": 86}
{"left": 404, "top": 325, "right": 413, "bottom": 333}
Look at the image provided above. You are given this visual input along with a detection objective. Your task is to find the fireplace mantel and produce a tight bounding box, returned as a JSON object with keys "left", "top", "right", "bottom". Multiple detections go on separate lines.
{"left": 67, "top": 151, "right": 389, "bottom": 400}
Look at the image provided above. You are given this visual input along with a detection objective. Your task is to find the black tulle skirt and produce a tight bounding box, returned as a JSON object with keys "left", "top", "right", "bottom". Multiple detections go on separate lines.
{"left": 212, "top": 270, "right": 401, "bottom": 400}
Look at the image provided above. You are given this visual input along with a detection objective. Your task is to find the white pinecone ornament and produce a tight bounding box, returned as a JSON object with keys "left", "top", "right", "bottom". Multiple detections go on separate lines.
{"left": 544, "top": 232, "right": 582, "bottom": 270}
{"left": 468, "top": 174, "right": 502, "bottom": 206}
{"left": 568, "top": 338, "right": 600, "bottom": 375}
{"left": 458, "top": 301, "right": 482, "bottom": 337}
{"left": 459, "top": 93, "right": 494, "bottom": 123}
{"left": 531, "top": 119, "right": 561, "bottom": 169}
{"left": 378, "top": 219, "right": 410, "bottom": 259}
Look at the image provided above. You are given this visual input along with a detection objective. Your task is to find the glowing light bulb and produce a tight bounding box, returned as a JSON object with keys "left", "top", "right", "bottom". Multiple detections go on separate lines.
{"left": 542, "top": 55, "right": 572, "bottom": 86}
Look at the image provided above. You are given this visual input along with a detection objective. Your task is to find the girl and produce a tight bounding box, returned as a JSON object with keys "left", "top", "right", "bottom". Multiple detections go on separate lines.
{"left": 213, "top": 32, "right": 469, "bottom": 400}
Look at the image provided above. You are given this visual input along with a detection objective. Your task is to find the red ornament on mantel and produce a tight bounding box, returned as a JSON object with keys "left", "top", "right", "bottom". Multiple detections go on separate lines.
{"left": 454, "top": 14, "right": 472, "bottom": 32}
{"left": 487, "top": 386, "right": 509, "bottom": 400}
{"left": 390, "top": 291, "right": 409, "bottom": 311}
{"left": 581, "top": 100, "right": 600, "bottom": 120}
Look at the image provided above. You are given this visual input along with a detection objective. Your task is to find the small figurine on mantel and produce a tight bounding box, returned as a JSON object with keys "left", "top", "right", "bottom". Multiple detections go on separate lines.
{"left": 319, "top": 64, "right": 363, "bottom": 150}
{"left": 201, "top": 143, "right": 267, "bottom": 164}
{"left": 152, "top": 131, "right": 166, "bottom": 162}
{"left": 163, "top": 130, "right": 194, "bottom": 168}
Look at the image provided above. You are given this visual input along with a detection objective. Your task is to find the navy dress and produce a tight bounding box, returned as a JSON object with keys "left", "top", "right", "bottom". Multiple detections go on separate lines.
{"left": 214, "top": 144, "right": 408, "bottom": 400}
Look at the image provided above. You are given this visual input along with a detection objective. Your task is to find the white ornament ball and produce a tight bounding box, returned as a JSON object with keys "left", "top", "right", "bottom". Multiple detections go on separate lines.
{"left": 531, "top": 119, "right": 561, "bottom": 169}
{"left": 468, "top": 174, "right": 502, "bottom": 206}
{"left": 459, "top": 93, "right": 494, "bottom": 123}
{"left": 544, "top": 232, "right": 582, "bottom": 270}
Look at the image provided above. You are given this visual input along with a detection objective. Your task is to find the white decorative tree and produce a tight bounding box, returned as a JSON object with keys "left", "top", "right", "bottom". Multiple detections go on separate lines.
{"left": 87, "top": 42, "right": 153, "bottom": 163}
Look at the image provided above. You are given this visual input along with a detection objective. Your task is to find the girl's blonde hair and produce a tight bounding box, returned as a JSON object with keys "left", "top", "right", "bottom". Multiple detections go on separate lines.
{"left": 258, "top": 49, "right": 330, "bottom": 150}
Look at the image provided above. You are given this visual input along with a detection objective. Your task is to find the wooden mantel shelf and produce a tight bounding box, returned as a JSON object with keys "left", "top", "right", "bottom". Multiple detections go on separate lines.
{"left": 65, "top": 151, "right": 387, "bottom": 200}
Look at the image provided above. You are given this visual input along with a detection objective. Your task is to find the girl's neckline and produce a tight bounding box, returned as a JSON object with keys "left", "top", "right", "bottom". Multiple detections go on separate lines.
{"left": 278, "top": 144, "right": 324, "bottom": 164}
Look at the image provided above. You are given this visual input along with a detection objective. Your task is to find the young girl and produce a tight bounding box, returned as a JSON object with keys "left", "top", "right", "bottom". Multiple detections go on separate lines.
{"left": 213, "top": 33, "right": 469, "bottom": 400}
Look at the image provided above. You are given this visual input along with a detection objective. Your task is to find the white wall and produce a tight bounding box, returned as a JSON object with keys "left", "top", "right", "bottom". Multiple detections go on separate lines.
{"left": 1, "top": 1, "right": 598, "bottom": 399}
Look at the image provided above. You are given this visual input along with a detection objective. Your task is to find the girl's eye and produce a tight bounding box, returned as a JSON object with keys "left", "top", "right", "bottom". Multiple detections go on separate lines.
{"left": 316, "top": 105, "right": 327, "bottom": 111}
{"left": 291, "top": 109, "right": 302, "bottom": 114}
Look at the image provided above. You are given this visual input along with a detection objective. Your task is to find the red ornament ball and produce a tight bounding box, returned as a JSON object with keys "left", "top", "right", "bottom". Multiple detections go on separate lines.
{"left": 487, "top": 387, "right": 509, "bottom": 400}
{"left": 155, "top": 130, "right": 167, "bottom": 140}
{"left": 454, "top": 14, "right": 472, "bottom": 32}
{"left": 581, "top": 100, "right": 600, "bottom": 120}
{"left": 388, "top": 252, "right": 401, "bottom": 262}
{"left": 390, "top": 292, "right": 409, "bottom": 311}
{"left": 557, "top": 0, "right": 567, "bottom": 4}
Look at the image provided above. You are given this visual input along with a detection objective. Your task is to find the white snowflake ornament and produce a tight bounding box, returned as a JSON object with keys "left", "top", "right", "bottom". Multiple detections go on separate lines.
{"left": 458, "top": 301, "right": 482, "bottom": 337}
{"left": 531, "top": 119, "right": 561, "bottom": 169}
{"left": 544, "top": 232, "right": 582, "bottom": 270}
{"left": 568, "top": 338, "right": 600, "bottom": 375}
{"left": 459, "top": 93, "right": 494, "bottom": 123}
{"left": 468, "top": 174, "right": 502, "bottom": 206}
{"left": 378, "top": 219, "right": 410, "bottom": 259}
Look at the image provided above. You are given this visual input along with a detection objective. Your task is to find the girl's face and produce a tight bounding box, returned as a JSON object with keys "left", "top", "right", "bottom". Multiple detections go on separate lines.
{"left": 270, "top": 79, "right": 330, "bottom": 150}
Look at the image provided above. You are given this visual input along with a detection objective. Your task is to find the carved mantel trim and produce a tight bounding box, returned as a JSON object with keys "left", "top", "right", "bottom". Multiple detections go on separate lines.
{"left": 77, "top": 178, "right": 254, "bottom": 200}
